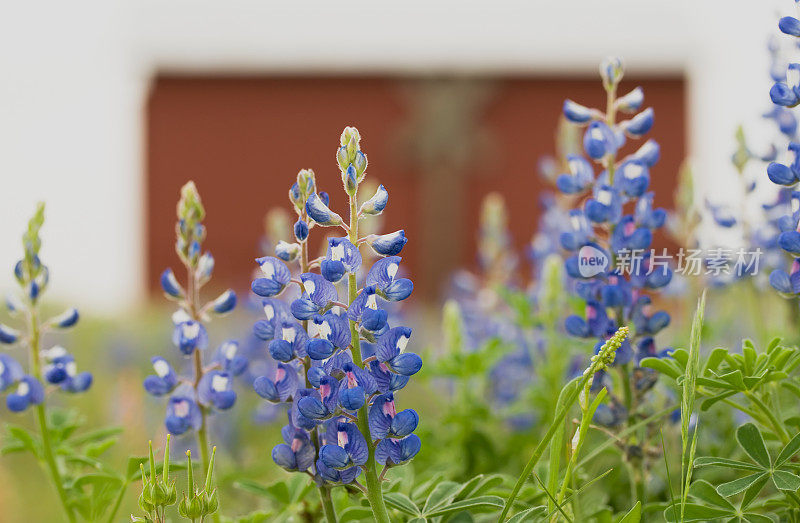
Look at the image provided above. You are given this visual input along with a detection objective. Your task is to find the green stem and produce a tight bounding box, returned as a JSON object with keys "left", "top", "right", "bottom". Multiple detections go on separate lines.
{"left": 319, "top": 485, "right": 337, "bottom": 523}
{"left": 347, "top": 193, "right": 390, "bottom": 523}
{"left": 187, "top": 265, "right": 220, "bottom": 523}
{"left": 617, "top": 364, "right": 644, "bottom": 505}
{"left": 746, "top": 392, "right": 790, "bottom": 445}
{"left": 500, "top": 328, "right": 628, "bottom": 521}
{"left": 105, "top": 479, "right": 131, "bottom": 523}
{"left": 28, "top": 307, "right": 76, "bottom": 523}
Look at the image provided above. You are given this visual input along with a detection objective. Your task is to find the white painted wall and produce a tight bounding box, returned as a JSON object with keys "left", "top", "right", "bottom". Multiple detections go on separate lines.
{"left": 0, "top": 0, "right": 792, "bottom": 313}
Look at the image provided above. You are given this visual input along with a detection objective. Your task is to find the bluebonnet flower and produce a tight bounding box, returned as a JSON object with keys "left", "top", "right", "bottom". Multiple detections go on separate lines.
{"left": 759, "top": 15, "right": 800, "bottom": 299}
{"left": 7, "top": 375, "right": 45, "bottom": 412}
{"left": 555, "top": 58, "right": 674, "bottom": 415}
{"left": 366, "top": 230, "right": 408, "bottom": 257}
{"left": 144, "top": 181, "right": 243, "bottom": 482}
{"left": 250, "top": 128, "right": 419, "bottom": 518}
{"left": 165, "top": 389, "right": 203, "bottom": 435}
{"left": 0, "top": 203, "right": 92, "bottom": 413}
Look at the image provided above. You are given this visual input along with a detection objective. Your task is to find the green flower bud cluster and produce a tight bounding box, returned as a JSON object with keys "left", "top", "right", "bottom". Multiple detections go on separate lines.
{"left": 133, "top": 437, "right": 177, "bottom": 523}
{"left": 15, "top": 202, "right": 49, "bottom": 303}
{"left": 583, "top": 326, "right": 629, "bottom": 377}
{"left": 336, "top": 125, "right": 368, "bottom": 196}
{"left": 175, "top": 181, "right": 207, "bottom": 268}
{"left": 290, "top": 169, "right": 318, "bottom": 212}
{"left": 178, "top": 447, "right": 219, "bottom": 521}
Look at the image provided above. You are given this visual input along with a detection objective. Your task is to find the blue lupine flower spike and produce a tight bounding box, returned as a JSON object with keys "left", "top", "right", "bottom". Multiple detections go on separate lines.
{"left": 1, "top": 203, "right": 93, "bottom": 419}
{"left": 249, "top": 126, "right": 420, "bottom": 514}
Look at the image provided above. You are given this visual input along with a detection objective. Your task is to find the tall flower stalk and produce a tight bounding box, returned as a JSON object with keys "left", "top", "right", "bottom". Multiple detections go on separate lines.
{"left": 251, "top": 127, "right": 421, "bottom": 522}
{"left": 143, "top": 182, "right": 241, "bottom": 521}
{"left": 765, "top": 3, "right": 800, "bottom": 320}
{"left": 557, "top": 57, "right": 673, "bottom": 504}
{"left": 0, "top": 203, "right": 92, "bottom": 522}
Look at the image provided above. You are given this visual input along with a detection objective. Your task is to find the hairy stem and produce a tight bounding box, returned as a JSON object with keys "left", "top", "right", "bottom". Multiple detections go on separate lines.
{"left": 746, "top": 392, "right": 790, "bottom": 445}
{"left": 347, "top": 192, "right": 390, "bottom": 523}
{"left": 187, "top": 265, "right": 219, "bottom": 523}
{"left": 28, "top": 307, "right": 76, "bottom": 522}
{"left": 318, "top": 484, "right": 337, "bottom": 523}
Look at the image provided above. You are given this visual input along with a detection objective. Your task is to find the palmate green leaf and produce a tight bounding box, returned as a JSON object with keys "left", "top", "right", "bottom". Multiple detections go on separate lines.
{"left": 716, "top": 473, "right": 768, "bottom": 497}
{"left": 423, "top": 495, "right": 505, "bottom": 518}
{"left": 717, "top": 369, "right": 747, "bottom": 391}
{"left": 83, "top": 437, "right": 118, "bottom": 458}
{"left": 126, "top": 456, "right": 148, "bottom": 479}
{"left": 640, "top": 357, "right": 682, "bottom": 379}
{"left": 693, "top": 457, "right": 763, "bottom": 472}
{"left": 775, "top": 431, "right": 800, "bottom": 467}
{"left": 703, "top": 347, "right": 730, "bottom": 374}
{"left": 422, "top": 480, "right": 460, "bottom": 513}
{"left": 671, "top": 348, "right": 690, "bottom": 368}
{"left": 700, "top": 390, "right": 737, "bottom": 411}
{"left": 766, "top": 337, "right": 782, "bottom": 353}
{"left": 615, "top": 501, "right": 641, "bottom": 523}
{"left": 287, "top": 474, "right": 315, "bottom": 502}
{"left": 411, "top": 473, "right": 445, "bottom": 502}
{"left": 454, "top": 473, "right": 505, "bottom": 502}
{"left": 736, "top": 423, "right": 771, "bottom": 468}
{"left": 233, "top": 511, "right": 273, "bottom": 523}
{"left": 692, "top": 376, "right": 739, "bottom": 390}
{"left": 743, "top": 345, "right": 757, "bottom": 375}
{"left": 453, "top": 475, "right": 484, "bottom": 502}
{"left": 234, "top": 479, "right": 291, "bottom": 504}
{"left": 3, "top": 424, "right": 41, "bottom": 457}
{"left": 771, "top": 469, "right": 800, "bottom": 491}
{"left": 687, "top": 480, "right": 735, "bottom": 510}
{"left": 384, "top": 492, "right": 421, "bottom": 515}
{"left": 780, "top": 381, "right": 800, "bottom": 400}
{"left": 742, "top": 514, "right": 775, "bottom": 523}
{"left": 67, "top": 427, "right": 123, "bottom": 446}
{"left": 741, "top": 473, "right": 770, "bottom": 511}
{"left": 506, "top": 506, "right": 546, "bottom": 522}
{"left": 337, "top": 506, "right": 374, "bottom": 522}
{"left": 663, "top": 502, "right": 733, "bottom": 522}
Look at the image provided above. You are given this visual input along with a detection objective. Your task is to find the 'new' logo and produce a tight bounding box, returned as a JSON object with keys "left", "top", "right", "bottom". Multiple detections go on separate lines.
{"left": 578, "top": 245, "right": 609, "bottom": 277}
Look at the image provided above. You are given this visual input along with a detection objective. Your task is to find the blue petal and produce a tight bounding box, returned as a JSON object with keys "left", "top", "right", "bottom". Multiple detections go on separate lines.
{"left": 320, "top": 260, "right": 346, "bottom": 283}
{"left": 210, "top": 290, "right": 237, "bottom": 314}
{"left": 338, "top": 386, "right": 365, "bottom": 411}
{"left": 370, "top": 230, "right": 408, "bottom": 256}
{"left": 771, "top": 83, "right": 799, "bottom": 107}
{"left": 564, "top": 315, "right": 590, "bottom": 337}
{"left": 362, "top": 308, "right": 388, "bottom": 331}
{"left": 298, "top": 396, "right": 329, "bottom": 419}
{"left": 780, "top": 16, "right": 800, "bottom": 37}
{"left": 272, "top": 443, "right": 297, "bottom": 470}
{"left": 376, "top": 327, "right": 412, "bottom": 362}
{"left": 768, "top": 162, "right": 797, "bottom": 186}
{"left": 388, "top": 353, "right": 423, "bottom": 376}
{"left": 780, "top": 231, "right": 800, "bottom": 256}
{"left": 359, "top": 185, "right": 389, "bottom": 216}
{"left": 307, "top": 339, "right": 336, "bottom": 360}
{"left": 269, "top": 339, "right": 295, "bottom": 362}
{"left": 563, "top": 99, "right": 593, "bottom": 123}
{"left": 770, "top": 269, "right": 795, "bottom": 296}
{"left": 622, "top": 108, "right": 654, "bottom": 137}
{"left": 391, "top": 409, "right": 419, "bottom": 438}
{"left": 160, "top": 268, "right": 184, "bottom": 298}
{"left": 320, "top": 444, "right": 350, "bottom": 469}
{"left": 294, "top": 220, "right": 309, "bottom": 242}
{"left": 383, "top": 278, "right": 413, "bottom": 301}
